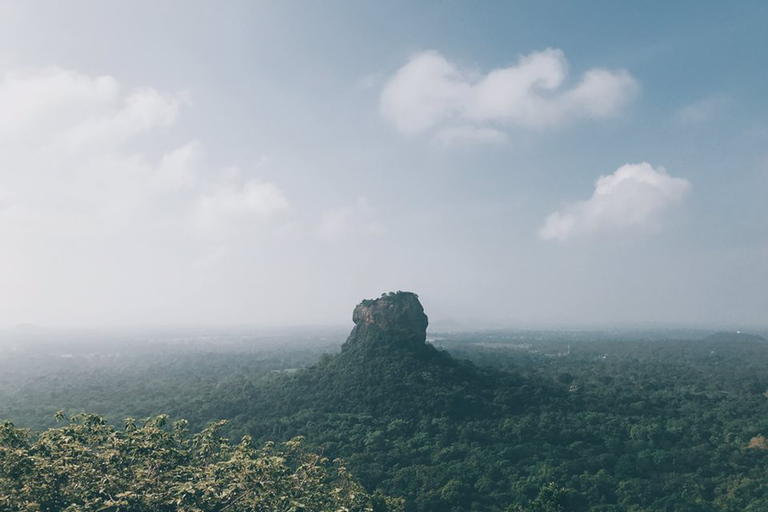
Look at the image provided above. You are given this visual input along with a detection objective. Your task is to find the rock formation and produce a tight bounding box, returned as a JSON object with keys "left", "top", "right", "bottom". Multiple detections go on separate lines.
{"left": 342, "top": 291, "right": 430, "bottom": 353}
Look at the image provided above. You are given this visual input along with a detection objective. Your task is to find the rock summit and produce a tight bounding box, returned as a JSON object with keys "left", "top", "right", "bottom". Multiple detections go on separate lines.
{"left": 342, "top": 291, "right": 429, "bottom": 353}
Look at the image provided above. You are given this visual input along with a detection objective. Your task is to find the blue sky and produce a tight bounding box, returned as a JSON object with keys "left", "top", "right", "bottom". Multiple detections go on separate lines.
{"left": 0, "top": 2, "right": 766, "bottom": 328}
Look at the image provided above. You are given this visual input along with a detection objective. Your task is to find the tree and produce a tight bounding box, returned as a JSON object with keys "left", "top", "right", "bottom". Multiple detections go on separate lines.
{"left": 507, "top": 483, "right": 569, "bottom": 512}
{"left": 0, "top": 413, "right": 403, "bottom": 512}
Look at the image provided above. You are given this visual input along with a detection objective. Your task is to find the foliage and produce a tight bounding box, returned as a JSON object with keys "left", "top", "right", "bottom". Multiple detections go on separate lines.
{"left": 506, "top": 483, "right": 569, "bottom": 512}
{"left": 0, "top": 413, "right": 403, "bottom": 512}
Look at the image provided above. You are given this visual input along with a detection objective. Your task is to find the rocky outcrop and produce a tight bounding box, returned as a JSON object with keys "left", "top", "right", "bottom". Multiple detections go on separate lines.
{"left": 342, "top": 291, "right": 429, "bottom": 353}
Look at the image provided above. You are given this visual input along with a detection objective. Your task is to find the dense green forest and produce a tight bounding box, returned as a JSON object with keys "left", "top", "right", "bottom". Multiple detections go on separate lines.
{"left": 3, "top": 293, "right": 768, "bottom": 511}
{"left": 0, "top": 413, "right": 402, "bottom": 511}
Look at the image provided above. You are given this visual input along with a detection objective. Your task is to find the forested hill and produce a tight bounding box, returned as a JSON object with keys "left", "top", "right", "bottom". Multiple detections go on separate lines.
{"left": 271, "top": 291, "right": 531, "bottom": 419}
{"left": 232, "top": 292, "right": 551, "bottom": 510}
{"left": 237, "top": 292, "right": 533, "bottom": 423}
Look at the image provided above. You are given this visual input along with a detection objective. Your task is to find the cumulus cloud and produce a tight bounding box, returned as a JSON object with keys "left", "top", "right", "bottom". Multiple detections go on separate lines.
{"left": 0, "top": 67, "right": 293, "bottom": 258}
{"left": 433, "top": 126, "right": 507, "bottom": 145}
{"left": 380, "top": 49, "right": 638, "bottom": 141}
{"left": 0, "top": 67, "right": 118, "bottom": 141}
{"left": 152, "top": 141, "right": 206, "bottom": 190}
{"left": 196, "top": 179, "right": 290, "bottom": 235}
{"left": 58, "top": 87, "right": 185, "bottom": 153}
{"left": 315, "top": 197, "right": 384, "bottom": 238}
{"left": 539, "top": 163, "right": 691, "bottom": 241}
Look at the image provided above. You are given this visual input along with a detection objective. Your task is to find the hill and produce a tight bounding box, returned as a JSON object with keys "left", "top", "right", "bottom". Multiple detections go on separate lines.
{"left": 233, "top": 292, "right": 545, "bottom": 511}
{"left": 286, "top": 291, "right": 519, "bottom": 419}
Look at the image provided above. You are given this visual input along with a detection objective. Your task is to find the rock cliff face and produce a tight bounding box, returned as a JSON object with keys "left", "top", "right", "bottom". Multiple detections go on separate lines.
{"left": 341, "top": 291, "right": 429, "bottom": 353}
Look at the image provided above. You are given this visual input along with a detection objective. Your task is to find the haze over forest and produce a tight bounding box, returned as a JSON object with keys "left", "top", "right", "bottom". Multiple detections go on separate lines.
{"left": 1, "top": 2, "right": 767, "bottom": 330}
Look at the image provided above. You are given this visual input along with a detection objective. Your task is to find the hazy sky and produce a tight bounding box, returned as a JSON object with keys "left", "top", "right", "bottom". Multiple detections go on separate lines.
{"left": 0, "top": 1, "right": 767, "bottom": 329}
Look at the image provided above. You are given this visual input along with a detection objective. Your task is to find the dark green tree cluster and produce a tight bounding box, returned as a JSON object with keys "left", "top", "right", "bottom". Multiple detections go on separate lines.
{"left": 0, "top": 413, "right": 403, "bottom": 512}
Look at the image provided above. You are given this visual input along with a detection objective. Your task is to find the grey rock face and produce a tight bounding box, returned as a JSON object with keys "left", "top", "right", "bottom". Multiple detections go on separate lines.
{"left": 342, "top": 292, "right": 429, "bottom": 352}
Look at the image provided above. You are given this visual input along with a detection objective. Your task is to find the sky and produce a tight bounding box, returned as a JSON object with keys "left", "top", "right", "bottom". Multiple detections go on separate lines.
{"left": 0, "top": 1, "right": 767, "bottom": 329}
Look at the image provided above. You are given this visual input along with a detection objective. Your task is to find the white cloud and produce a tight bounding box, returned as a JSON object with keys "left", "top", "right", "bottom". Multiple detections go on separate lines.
{"left": 380, "top": 49, "right": 638, "bottom": 140}
{"left": 539, "top": 163, "right": 691, "bottom": 241}
{"left": 380, "top": 51, "right": 470, "bottom": 135}
{"left": 196, "top": 179, "right": 290, "bottom": 235}
{"left": 0, "top": 67, "right": 118, "bottom": 142}
{"left": 0, "top": 66, "right": 329, "bottom": 326}
{"left": 0, "top": 67, "right": 292, "bottom": 251}
{"left": 434, "top": 125, "right": 507, "bottom": 145}
{"left": 316, "top": 197, "right": 384, "bottom": 238}
{"left": 58, "top": 87, "right": 186, "bottom": 153}
{"left": 153, "top": 141, "right": 206, "bottom": 190}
